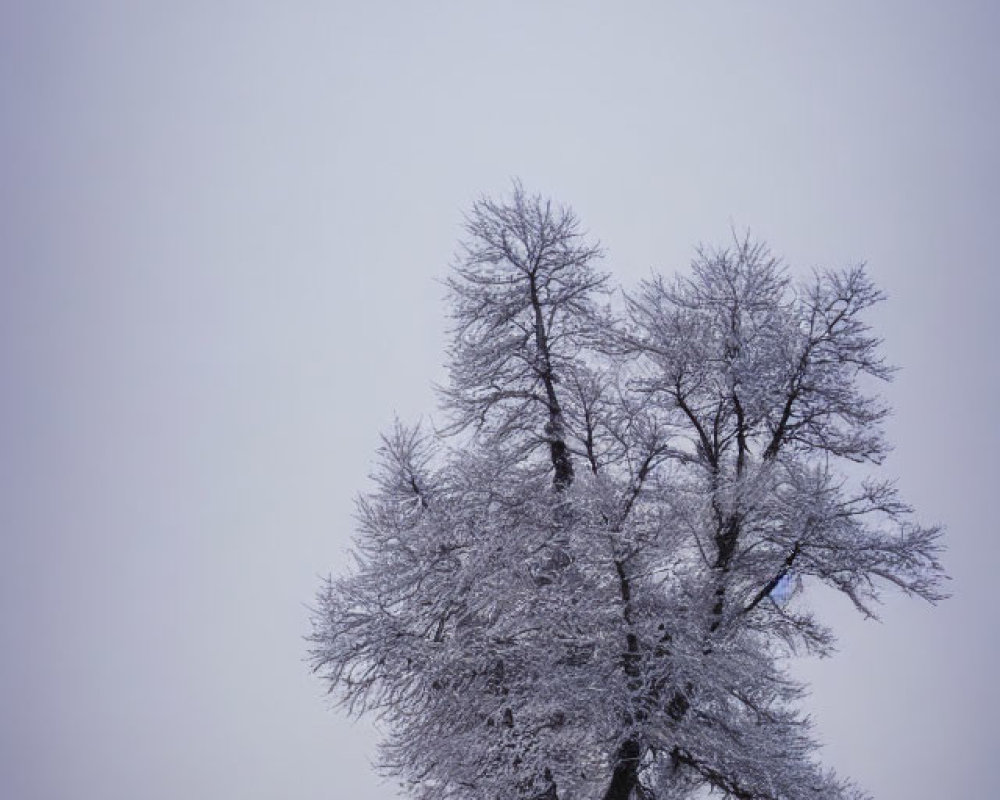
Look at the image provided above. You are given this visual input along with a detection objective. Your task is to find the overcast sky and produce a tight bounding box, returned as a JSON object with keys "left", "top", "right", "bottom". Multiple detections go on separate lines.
{"left": 1, "top": 3, "right": 998, "bottom": 799}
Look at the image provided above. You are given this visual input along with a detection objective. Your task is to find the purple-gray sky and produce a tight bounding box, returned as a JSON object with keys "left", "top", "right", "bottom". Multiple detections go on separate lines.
{"left": 1, "top": 3, "right": 997, "bottom": 799}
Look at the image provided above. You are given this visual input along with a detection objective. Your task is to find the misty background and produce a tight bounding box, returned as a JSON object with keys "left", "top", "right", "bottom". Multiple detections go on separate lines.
{"left": 1, "top": 3, "right": 997, "bottom": 798}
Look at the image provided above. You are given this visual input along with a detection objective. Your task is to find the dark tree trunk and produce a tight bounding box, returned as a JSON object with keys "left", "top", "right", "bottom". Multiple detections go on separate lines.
{"left": 602, "top": 739, "right": 642, "bottom": 800}
{"left": 528, "top": 271, "right": 574, "bottom": 493}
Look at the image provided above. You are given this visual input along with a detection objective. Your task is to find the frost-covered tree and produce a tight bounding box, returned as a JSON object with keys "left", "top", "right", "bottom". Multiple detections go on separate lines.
{"left": 309, "top": 185, "right": 945, "bottom": 800}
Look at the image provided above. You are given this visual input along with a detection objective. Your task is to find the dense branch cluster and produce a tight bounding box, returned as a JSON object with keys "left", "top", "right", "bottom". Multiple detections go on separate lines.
{"left": 309, "top": 185, "right": 945, "bottom": 800}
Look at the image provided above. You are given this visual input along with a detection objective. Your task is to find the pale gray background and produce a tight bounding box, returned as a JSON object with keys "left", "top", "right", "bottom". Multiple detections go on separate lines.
{"left": 1, "top": 3, "right": 997, "bottom": 799}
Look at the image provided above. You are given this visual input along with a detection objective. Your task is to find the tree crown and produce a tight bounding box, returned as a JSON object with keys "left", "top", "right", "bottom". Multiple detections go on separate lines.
{"left": 310, "top": 187, "right": 945, "bottom": 800}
